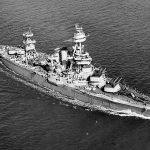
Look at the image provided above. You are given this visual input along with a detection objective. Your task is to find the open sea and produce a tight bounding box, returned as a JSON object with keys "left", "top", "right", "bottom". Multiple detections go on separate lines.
{"left": 1, "top": 0, "right": 150, "bottom": 149}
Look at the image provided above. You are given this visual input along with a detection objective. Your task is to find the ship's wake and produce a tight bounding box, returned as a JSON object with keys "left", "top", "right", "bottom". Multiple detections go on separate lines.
{"left": 0, "top": 62, "right": 150, "bottom": 120}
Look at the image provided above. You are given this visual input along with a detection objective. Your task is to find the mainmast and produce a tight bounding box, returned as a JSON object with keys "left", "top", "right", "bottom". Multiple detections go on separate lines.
{"left": 72, "top": 23, "right": 87, "bottom": 55}
{"left": 70, "top": 24, "right": 93, "bottom": 79}
{"left": 72, "top": 24, "right": 92, "bottom": 69}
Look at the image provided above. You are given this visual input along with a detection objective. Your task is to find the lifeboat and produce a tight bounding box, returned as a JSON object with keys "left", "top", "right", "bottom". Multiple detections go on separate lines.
{"left": 8, "top": 48, "right": 25, "bottom": 55}
{"left": 73, "top": 80, "right": 88, "bottom": 86}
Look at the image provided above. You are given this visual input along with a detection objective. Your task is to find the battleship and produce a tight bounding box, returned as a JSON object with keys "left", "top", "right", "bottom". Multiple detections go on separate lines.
{"left": 0, "top": 24, "right": 150, "bottom": 119}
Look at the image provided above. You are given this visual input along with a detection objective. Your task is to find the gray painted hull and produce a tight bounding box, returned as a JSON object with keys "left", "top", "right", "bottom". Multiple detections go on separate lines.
{"left": 1, "top": 57, "right": 150, "bottom": 118}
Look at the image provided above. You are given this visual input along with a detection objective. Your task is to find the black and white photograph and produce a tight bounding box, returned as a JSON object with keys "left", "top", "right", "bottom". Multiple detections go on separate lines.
{"left": 0, "top": 0, "right": 150, "bottom": 150}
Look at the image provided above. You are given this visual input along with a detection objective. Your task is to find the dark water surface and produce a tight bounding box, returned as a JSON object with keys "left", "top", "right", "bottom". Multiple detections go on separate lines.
{"left": 1, "top": 0, "right": 150, "bottom": 150}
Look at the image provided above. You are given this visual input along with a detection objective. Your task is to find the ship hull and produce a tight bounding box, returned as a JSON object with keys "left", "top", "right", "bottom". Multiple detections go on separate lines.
{"left": 1, "top": 57, "right": 150, "bottom": 119}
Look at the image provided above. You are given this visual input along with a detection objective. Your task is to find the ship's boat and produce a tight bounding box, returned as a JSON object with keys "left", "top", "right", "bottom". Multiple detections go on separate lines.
{"left": 1, "top": 24, "right": 150, "bottom": 119}
{"left": 8, "top": 48, "right": 25, "bottom": 55}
